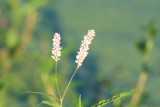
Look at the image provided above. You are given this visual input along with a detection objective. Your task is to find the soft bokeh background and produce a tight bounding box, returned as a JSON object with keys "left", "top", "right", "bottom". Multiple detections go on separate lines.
{"left": 0, "top": 0, "right": 160, "bottom": 107}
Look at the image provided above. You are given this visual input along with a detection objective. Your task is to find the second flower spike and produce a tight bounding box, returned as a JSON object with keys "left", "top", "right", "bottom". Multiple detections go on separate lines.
{"left": 75, "top": 29, "right": 96, "bottom": 67}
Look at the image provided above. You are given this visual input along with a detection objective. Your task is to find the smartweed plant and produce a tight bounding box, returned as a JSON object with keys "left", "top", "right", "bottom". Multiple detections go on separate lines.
{"left": 50, "top": 30, "right": 95, "bottom": 106}
{"left": 41, "top": 30, "right": 134, "bottom": 107}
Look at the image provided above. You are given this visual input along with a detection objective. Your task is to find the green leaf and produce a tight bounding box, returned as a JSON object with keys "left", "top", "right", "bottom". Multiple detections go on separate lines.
{"left": 79, "top": 95, "right": 82, "bottom": 107}
{"left": 92, "top": 90, "right": 135, "bottom": 107}
{"left": 42, "top": 101, "right": 61, "bottom": 107}
{"left": 42, "top": 101, "right": 54, "bottom": 107}
{"left": 21, "top": 91, "right": 60, "bottom": 100}
{"left": 6, "top": 30, "right": 19, "bottom": 49}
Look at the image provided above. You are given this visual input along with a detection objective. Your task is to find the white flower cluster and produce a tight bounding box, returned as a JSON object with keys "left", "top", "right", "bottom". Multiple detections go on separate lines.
{"left": 51, "top": 30, "right": 95, "bottom": 67}
{"left": 75, "top": 30, "right": 95, "bottom": 67}
{"left": 51, "top": 33, "right": 62, "bottom": 62}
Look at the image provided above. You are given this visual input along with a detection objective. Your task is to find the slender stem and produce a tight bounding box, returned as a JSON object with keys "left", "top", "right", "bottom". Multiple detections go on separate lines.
{"left": 55, "top": 61, "right": 61, "bottom": 99}
{"left": 130, "top": 71, "right": 148, "bottom": 106}
{"left": 61, "top": 66, "right": 79, "bottom": 102}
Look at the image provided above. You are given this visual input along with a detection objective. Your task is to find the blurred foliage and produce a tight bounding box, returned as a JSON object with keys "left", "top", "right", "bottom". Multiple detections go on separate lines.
{"left": 129, "top": 22, "right": 157, "bottom": 107}
{"left": 0, "top": 0, "right": 160, "bottom": 107}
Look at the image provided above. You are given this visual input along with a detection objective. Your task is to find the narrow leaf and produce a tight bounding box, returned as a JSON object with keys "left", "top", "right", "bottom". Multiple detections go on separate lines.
{"left": 92, "top": 90, "right": 135, "bottom": 107}
{"left": 42, "top": 101, "right": 61, "bottom": 107}
{"left": 79, "top": 95, "right": 82, "bottom": 107}
{"left": 21, "top": 91, "right": 60, "bottom": 100}
{"left": 42, "top": 101, "right": 54, "bottom": 107}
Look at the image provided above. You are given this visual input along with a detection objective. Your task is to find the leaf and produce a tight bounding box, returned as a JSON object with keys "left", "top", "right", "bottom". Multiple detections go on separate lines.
{"left": 21, "top": 91, "right": 60, "bottom": 100}
{"left": 92, "top": 90, "right": 135, "bottom": 107}
{"left": 79, "top": 95, "right": 82, "bottom": 107}
{"left": 42, "top": 101, "right": 54, "bottom": 107}
{"left": 42, "top": 101, "right": 61, "bottom": 107}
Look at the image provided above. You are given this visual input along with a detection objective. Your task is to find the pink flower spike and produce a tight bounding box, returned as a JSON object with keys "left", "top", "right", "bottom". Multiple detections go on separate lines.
{"left": 51, "top": 33, "right": 62, "bottom": 62}
{"left": 75, "top": 29, "right": 95, "bottom": 67}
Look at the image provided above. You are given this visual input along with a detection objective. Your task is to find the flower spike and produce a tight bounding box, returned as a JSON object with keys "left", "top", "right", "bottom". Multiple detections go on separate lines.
{"left": 52, "top": 33, "right": 62, "bottom": 62}
{"left": 75, "top": 29, "right": 95, "bottom": 67}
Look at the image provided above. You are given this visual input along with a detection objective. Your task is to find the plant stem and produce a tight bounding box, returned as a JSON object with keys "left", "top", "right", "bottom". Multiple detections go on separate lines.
{"left": 61, "top": 66, "right": 79, "bottom": 104}
{"left": 130, "top": 71, "right": 148, "bottom": 106}
{"left": 129, "top": 22, "right": 156, "bottom": 107}
{"left": 55, "top": 61, "right": 61, "bottom": 99}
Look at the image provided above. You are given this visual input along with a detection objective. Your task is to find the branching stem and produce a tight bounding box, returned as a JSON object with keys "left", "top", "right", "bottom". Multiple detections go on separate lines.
{"left": 60, "top": 66, "right": 79, "bottom": 106}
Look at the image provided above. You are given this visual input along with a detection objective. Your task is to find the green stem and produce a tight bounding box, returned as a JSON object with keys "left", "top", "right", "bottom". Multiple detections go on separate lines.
{"left": 60, "top": 99, "right": 63, "bottom": 107}
{"left": 55, "top": 61, "right": 61, "bottom": 99}
{"left": 61, "top": 66, "right": 79, "bottom": 103}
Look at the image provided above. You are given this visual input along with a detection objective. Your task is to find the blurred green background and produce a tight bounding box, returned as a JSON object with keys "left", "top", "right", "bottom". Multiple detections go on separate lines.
{"left": 0, "top": 0, "right": 160, "bottom": 107}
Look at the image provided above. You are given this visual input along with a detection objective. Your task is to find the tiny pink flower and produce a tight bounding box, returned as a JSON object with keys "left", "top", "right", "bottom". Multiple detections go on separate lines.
{"left": 52, "top": 33, "right": 62, "bottom": 62}
{"left": 75, "top": 30, "right": 95, "bottom": 67}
